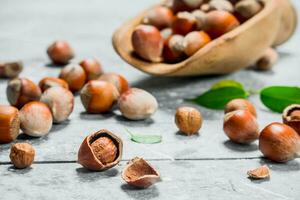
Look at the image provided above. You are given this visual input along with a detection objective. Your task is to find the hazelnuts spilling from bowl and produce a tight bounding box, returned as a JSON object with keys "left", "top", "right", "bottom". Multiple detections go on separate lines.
{"left": 131, "top": 0, "right": 262, "bottom": 63}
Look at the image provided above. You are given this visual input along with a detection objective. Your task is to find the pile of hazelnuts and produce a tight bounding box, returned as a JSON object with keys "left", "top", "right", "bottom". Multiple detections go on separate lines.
{"left": 0, "top": 40, "right": 158, "bottom": 169}
{"left": 131, "top": 0, "right": 268, "bottom": 64}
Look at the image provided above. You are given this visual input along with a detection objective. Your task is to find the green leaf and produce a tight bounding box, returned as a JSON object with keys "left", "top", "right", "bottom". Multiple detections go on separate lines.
{"left": 125, "top": 129, "right": 162, "bottom": 144}
{"left": 187, "top": 87, "right": 248, "bottom": 109}
{"left": 211, "top": 80, "right": 244, "bottom": 90}
{"left": 260, "top": 86, "right": 300, "bottom": 113}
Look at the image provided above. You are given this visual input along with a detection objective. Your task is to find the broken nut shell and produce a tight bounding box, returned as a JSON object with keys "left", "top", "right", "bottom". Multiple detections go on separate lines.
{"left": 283, "top": 104, "right": 300, "bottom": 135}
{"left": 247, "top": 165, "right": 270, "bottom": 179}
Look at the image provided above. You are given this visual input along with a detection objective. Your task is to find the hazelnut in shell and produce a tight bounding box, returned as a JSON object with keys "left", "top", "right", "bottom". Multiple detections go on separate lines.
{"left": 79, "top": 58, "right": 103, "bottom": 81}
{"left": 47, "top": 41, "right": 74, "bottom": 65}
{"left": 224, "top": 99, "right": 257, "bottom": 117}
{"left": 183, "top": 31, "right": 211, "bottom": 56}
{"left": 80, "top": 80, "right": 119, "bottom": 113}
{"left": 10, "top": 143, "right": 35, "bottom": 169}
{"left": 6, "top": 78, "right": 42, "bottom": 109}
{"left": 172, "top": 12, "right": 196, "bottom": 35}
{"left": 40, "top": 87, "right": 74, "bottom": 123}
{"left": 283, "top": 104, "right": 300, "bottom": 135}
{"left": 97, "top": 73, "right": 129, "bottom": 95}
{"left": 78, "top": 129, "right": 123, "bottom": 171}
{"left": 175, "top": 106, "right": 203, "bottom": 136}
{"left": 255, "top": 48, "right": 278, "bottom": 71}
{"left": 163, "top": 34, "right": 185, "bottom": 63}
{"left": 208, "top": 0, "right": 234, "bottom": 13}
{"left": 19, "top": 101, "right": 53, "bottom": 137}
{"left": 122, "top": 157, "right": 160, "bottom": 188}
{"left": 118, "top": 88, "right": 158, "bottom": 120}
{"left": 223, "top": 110, "right": 259, "bottom": 144}
{"left": 39, "top": 77, "right": 69, "bottom": 92}
{"left": 143, "top": 6, "right": 174, "bottom": 29}
{"left": 259, "top": 122, "right": 300, "bottom": 162}
{"left": 0, "top": 105, "right": 20, "bottom": 143}
{"left": 172, "top": 0, "right": 204, "bottom": 13}
{"left": 235, "top": 0, "right": 263, "bottom": 19}
{"left": 59, "top": 63, "right": 87, "bottom": 92}
{"left": 0, "top": 61, "right": 23, "bottom": 78}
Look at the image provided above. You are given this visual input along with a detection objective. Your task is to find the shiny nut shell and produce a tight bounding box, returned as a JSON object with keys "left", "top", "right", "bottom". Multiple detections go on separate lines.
{"left": 78, "top": 129, "right": 123, "bottom": 171}
{"left": 122, "top": 157, "right": 160, "bottom": 188}
{"left": 97, "top": 73, "right": 129, "bottom": 94}
{"left": 283, "top": 104, "right": 300, "bottom": 135}
{"left": 39, "top": 77, "right": 69, "bottom": 92}
{"left": 0, "top": 105, "right": 20, "bottom": 143}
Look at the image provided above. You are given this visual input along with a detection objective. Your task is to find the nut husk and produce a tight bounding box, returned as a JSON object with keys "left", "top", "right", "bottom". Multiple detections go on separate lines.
{"left": 122, "top": 157, "right": 160, "bottom": 188}
{"left": 283, "top": 104, "right": 300, "bottom": 135}
{"left": 78, "top": 129, "right": 123, "bottom": 171}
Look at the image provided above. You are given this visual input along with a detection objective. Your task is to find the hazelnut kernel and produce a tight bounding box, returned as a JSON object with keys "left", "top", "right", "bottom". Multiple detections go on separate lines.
{"left": 39, "top": 77, "right": 69, "bottom": 92}
{"left": 183, "top": 31, "right": 211, "bottom": 56}
{"left": 19, "top": 101, "right": 53, "bottom": 137}
{"left": 0, "top": 61, "right": 23, "bottom": 78}
{"left": 255, "top": 48, "right": 278, "bottom": 71}
{"left": 175, "top": 106, "right": 203, "bottom": 136}
{"left": 224, "top": 99, "right": 257, "bottom": 117}
{"left": 79, "top": 58, "right": 103, "bottom": 81}
{"left": 172, "top": 12, "right": 196, "bottom": 35}
{"left": 132, "top": 25, "right": 164, "bottom": 62}
{"left": 235, "top": 0, "right": 263, "bottom": 19}
{"left": 0, "top": 105, "right": 20, "bottom": 143}
{"left": 118, "top": 88, "right": 158, "bottom": 120}
{"left": 6, "top": 78, "right": 42, "bottom": 109}
{"left": 223, "top": 110, "right": 259, "bottom": 143}
{"left": 59, "top": 63, "right": 87, "bottom": 92}
{"left": 40, "top": 87, "right": 74, "bottom": 123}
{"left": 97, "top": 73, "right": 129, "bottom": 95}
{"left": 143, "top": 6, "right": 175, "bottom": 29}
{"left": 47, "top": 41, "right": 74, "bottom": 65}
{"left": 80, "top": 80, "right": 119, "bottom": 114}
{"left": 91, "top": 137, "right": 117, "bottom": 165}
{"left": 259, "top": 122, "right": 300, "bottom": 162}
{"left": 10, "top": 143, "right": 35, "bottom": 169}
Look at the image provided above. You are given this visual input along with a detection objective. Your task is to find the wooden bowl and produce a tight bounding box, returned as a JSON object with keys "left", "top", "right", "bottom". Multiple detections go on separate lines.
{"left": 112, "top": 0, "right": 297, "bottom": 77}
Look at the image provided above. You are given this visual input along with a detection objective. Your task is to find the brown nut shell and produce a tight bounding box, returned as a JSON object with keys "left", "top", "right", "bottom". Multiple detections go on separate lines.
{"left": 59, "top": 63, "right": 87, "bottom": 92}
{"left": 97, "top": 73, "right": 129, "bottom": 95}
{"left": 9, "top": 143, "right": 35, "bottom": 169}
{"left": 122, "top": 157, "right": 160, "bottom": 188}
{"left": 39, "top": 77, "right": 69, "bottom": 92}
{"left": 0, "top": 61, "right": 23, "bottom": 78}
{"left": 6, "top": 78, "right": 42, "bottom": 109}
{"left": 0, "top": 105, "right": 20, "bottom": 143}
{"left": 78, "top": 129, "right": 123, "bottom": 171}
{"left": 47, "top": 41, "right": 74, "bottom": 65}
{"left": 247, "top": 165, "right": 270, "bottom": 179}
{"left": 283, "top": 104, "right": 300, "bottom": 135}
{"left": 224, "top": 99, "right": 257, "bottom": 117}
{"left": 79, "top": 59, "right": 104, "bottom": 81}
{"left": 259, "top": 122, "right": 300, "bottom": 162}
{"left": 143, "top": 6, "right": 175, "bottom": 29}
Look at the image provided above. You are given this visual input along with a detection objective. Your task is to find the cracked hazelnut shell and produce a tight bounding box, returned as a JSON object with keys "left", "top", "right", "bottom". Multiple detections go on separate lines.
{"left": 79, "top": 59, "right": 103, "bottom": 81}
{"left": 224, "top": 99, "right": 257, "bottom": 117}
{"left": 97, "top": 73, "right": 129, "bottom": 95}
{"left": 259, "top": 122, "right": 300, "bottom": 162}
{"left": 6, "top": 78, "right": 42, "bottom": 109}
{"left": 122, "top": 157, "right": 160, "bottom": 188}
{"left": 59, "top": 63, "right": 87, "bottom": 92}
{"left": 10, "top": 143, "right": 35, "bottom": 169}
{"left": 283, "top": 104, "right": 300, "bottom": 135}
{"left": 47, "top": 41, "right": 74, "bottom": 65}
{"left": 78, "top": 129, "right": 123, "bottom": 171}
{"left": 0, "top": 105, "right": 20, "bottom": 143}
{"left": 247, "top": 165, "right": 270, "bottom": 179}
{"left": 39, "top": 77, "right": 69, "bottom": 92}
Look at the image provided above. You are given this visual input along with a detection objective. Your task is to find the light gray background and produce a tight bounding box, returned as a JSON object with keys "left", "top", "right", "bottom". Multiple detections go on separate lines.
{"left": 0, "top": 0, "right": 299, "bottom": 199}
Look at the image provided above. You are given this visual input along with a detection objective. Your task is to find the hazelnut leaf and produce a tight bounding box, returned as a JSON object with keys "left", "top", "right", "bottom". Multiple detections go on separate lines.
{"left": 187, "top": 87, "right": 248, "bottom": 109}
{"left": 260, "top": 86, "right": 300, "bottom": 113}
{"left": 125, "top": 129, "right": 162, "bottom": 144}
{"left": 211, "top": 80, "right": 244, "bottom": 91}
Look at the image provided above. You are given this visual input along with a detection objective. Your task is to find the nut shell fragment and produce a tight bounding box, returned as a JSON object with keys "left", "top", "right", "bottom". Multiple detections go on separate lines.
{"left": 283, "top": 104, "right": 300, "bottom": 135}
{"left": 78, "top": 129, "right": 123, "bottom": 171}
{"left": 122, "top": 157, "right": 160, "bottom": 188}
{"left": 247, "top": 165, "right": 270, "bottom": 179}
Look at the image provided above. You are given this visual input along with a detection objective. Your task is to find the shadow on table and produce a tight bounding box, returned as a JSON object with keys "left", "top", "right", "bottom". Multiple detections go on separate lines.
{"left": 223, "top": 140, "right": 258, "bottom": 152}
{"left": 259, "top": 158, "right": 300, "bottom": 172}
{"left": 121, "top": 184, "right": 159, "bottom": 199}
{"left": 75, "top": 167, "right": 119, "bottom": 182}
{"left": 7, "top": 166, "right": 33, "bottom": 174}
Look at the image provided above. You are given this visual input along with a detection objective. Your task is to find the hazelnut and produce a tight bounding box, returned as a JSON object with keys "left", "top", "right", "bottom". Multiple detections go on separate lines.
{"left": 9, "top": 143, "right": 35, "bottom": 169}
{"left": 224, "top": 99, "right": 257, "bottom": 117}
{"left": 191, "top": 10, "right": 207, "bottom": 30}
{"left": 175, "top": 106, "right": 203, "bottom": 136}
{"left": 172, "top": 12, "right": 196, "bottom": 35}
{"left": 143, "top": 6, "right": 175, "bottom": 29}
{"left": 39, "top": 77, "right": 69, "bottom": 92}
{"left": 40, "top": 87, "right": 74, "bottom": 123}
{"left": 78, "top": 129, "right": 123, "bottom": 171}
{"left": 47, "top": 41, "right": 74, "bottom": 65}
{"left": 255, "top": 48, "right": 278, "bottom": 71}
{"left": 97, "top": 73, "right": 129, "bottom": 95}
{"left": 122, "top": 157, "right": 160, "bottom": 188}
{"left": 247, "top": 165, "right": 270, "bottom": 179}
{"left": 0, "top": 105, "right": 20, "bottom": 143}
{"left": 283, "top": 104, "right": 300, "bottom": 135}
{"left": 183, "top": 31, "right": 211, "bottom": 56}
{"left": 19, "top": 101, "right": 53, "bottom": 137}
{"left": 204, "top": 10, "right": 240, "bottom": 39}
{"left": 59, "top": 63, "right": 87, "bottom": 92}
{"left": 235, "top": 0, "right": 263, "bottom": 19}
{"left": 132, "top": 25, "right": 164, "bottom": 62}
{"left": 163, "top": 34, "right": 186, "bottom": 63}
{"left": 80, "top": 80, "right": 119, "bottom": 113}
{"left": 0, "top": 61, "right": 23, "bottom": 78}
{"left": 6, "top": 78, "right": 42, "bottom": 109}
{"left": 223, "top": 110, "right": 259, "bottom": 143}
{"left": 172, "top": 0, "right": 204, "bottom": 13}
{"left": 79, "top": 58, "right": 103, "bottom": 81}
{"left": 118, "top": 88, "right": 158, "bottom": 120}
{"left": 160, "top": 28, "right": 173, "bottom": 43}
{"left": 259, "top": 122, "right": 300, "bottom": 162}
{"left": 208, "top": 0, "right": 234, "bottom": 13}
{"left": 201, "top": 3, "right": 211, "bottom": 12}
